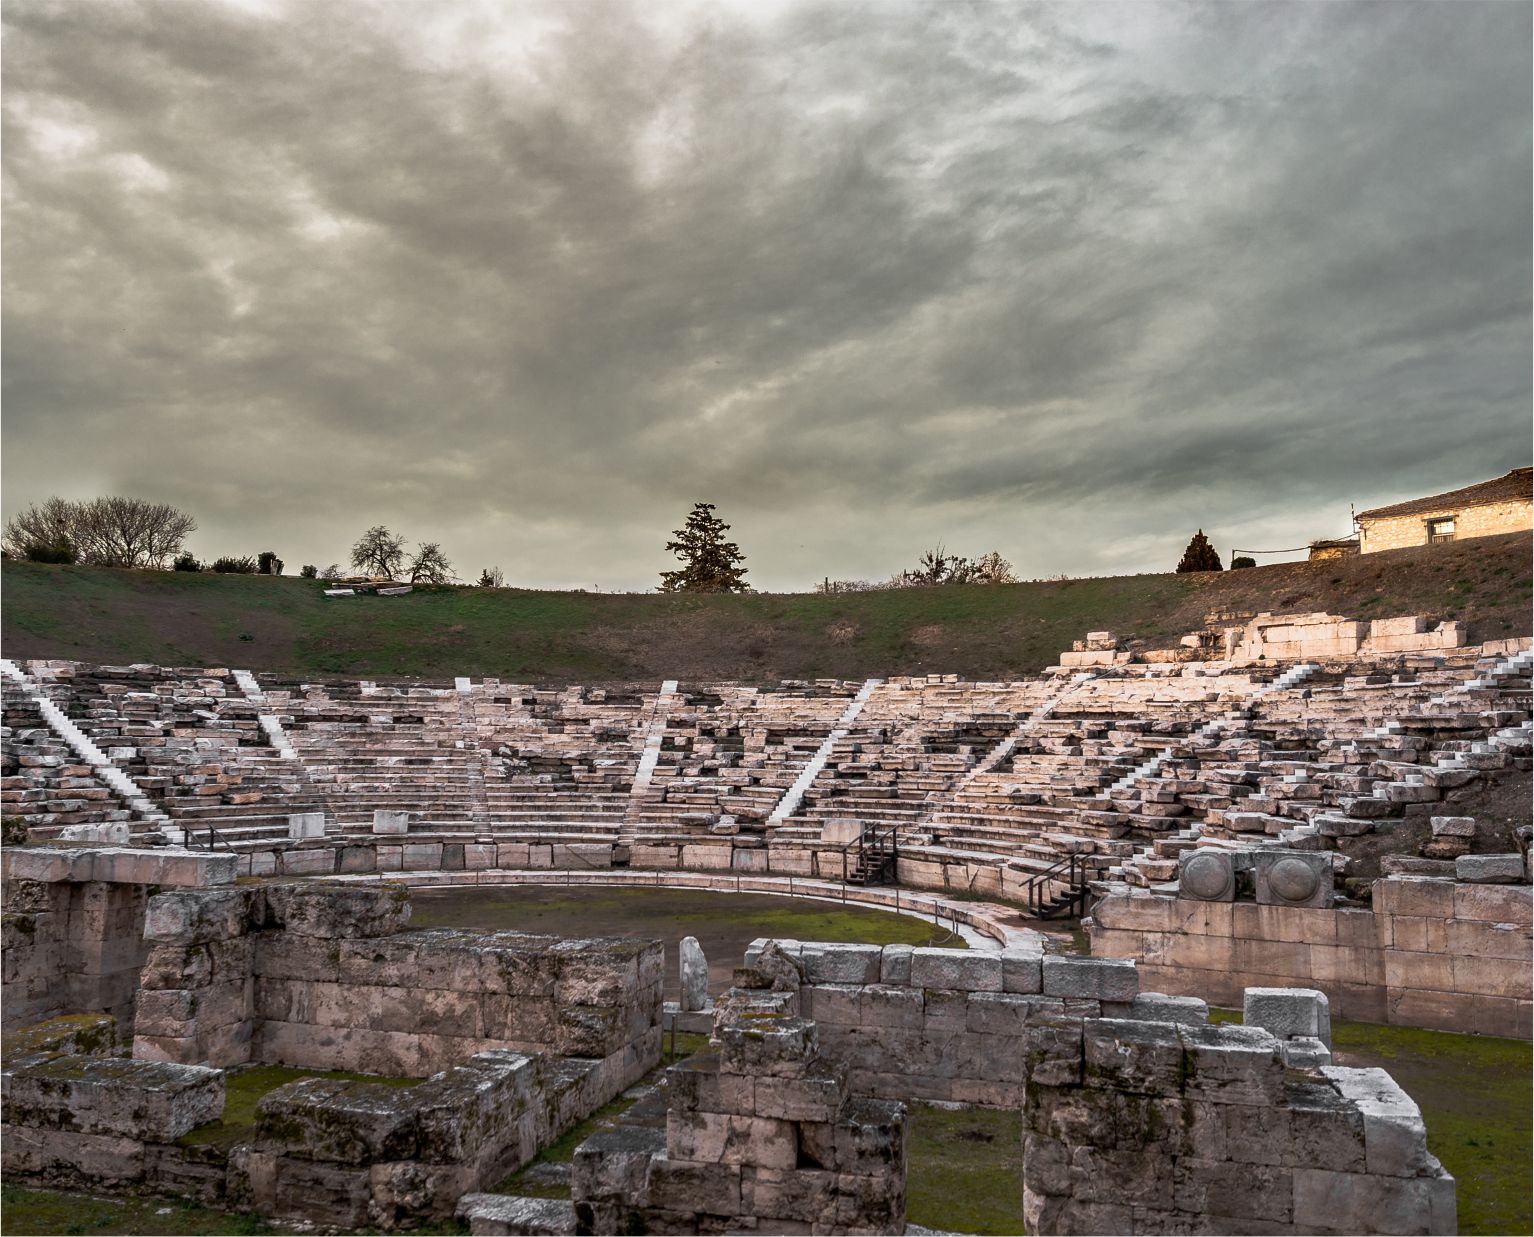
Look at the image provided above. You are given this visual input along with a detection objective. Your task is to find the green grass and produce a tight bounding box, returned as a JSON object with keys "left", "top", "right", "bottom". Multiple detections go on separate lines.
{"left": 177, "top": 1064, "right": 421, "bottom": 1151}
{"left": 1206, "top": 1012, "right": 1530, "bottom": 1236}
{"left": 4, "top": 530, "right": 1527, "bottom": 683}
{"left": 906, "top": 1102, "right": 1027, "bottom": 1234}
{"left": 0, "top": 1185, "right": 286, "bottom": 1236}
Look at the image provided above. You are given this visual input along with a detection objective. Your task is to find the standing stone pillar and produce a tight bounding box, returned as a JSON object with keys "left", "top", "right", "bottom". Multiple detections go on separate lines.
{"left": 679, "top": 936, "right": 708, "bottom": 1012}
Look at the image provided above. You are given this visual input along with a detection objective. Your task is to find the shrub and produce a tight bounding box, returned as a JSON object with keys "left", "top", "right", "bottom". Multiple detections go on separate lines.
{"left": 173, "top": 553, "right": 202, "bottom": 572}
{"left": 24, "top": 541, "right": 77, "bottom": 564}
{"left": 300, "top": 564, "right": 318, "bottom": 578}
{"left": 210, "top": 555, "right": 257, "bottom": 574}
{"left": 1231, "top": 556, "right": 1256, "bottom": 570}
{"left": 477, "top": 566, "right": 505, "bottom": 587}
{"left": 1175, "top": 530, "right": 1224, "bottom": 573}
{"left": 257, "top": 551, "right": 284, "bottom": 576}
{"left": 2, "top": 495, "right": 195, "bottom": 568}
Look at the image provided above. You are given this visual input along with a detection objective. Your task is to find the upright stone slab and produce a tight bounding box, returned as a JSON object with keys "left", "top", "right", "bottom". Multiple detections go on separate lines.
{"left": 1254, "top": 849, "right": 1334, "bottom": 909}
{"left": 1178, "top": 849, "right": 1237, "bottom": 901}
{"left": 679, "top": 936, "right": 709, "bottom": 1012}
{"left": 1244, "top": 986, "right": 1332, "bottom": 1049}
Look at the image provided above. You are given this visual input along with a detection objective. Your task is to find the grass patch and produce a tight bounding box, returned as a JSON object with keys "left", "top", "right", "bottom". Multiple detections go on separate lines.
{"left": 0, "top": 1185, "right": 286, "bottom": 1236}
{"left": 906, "top": 1102, "right": 1026, "bottom": 1235}
{"left": 1202, "top": 1012, "right": 1530, "bottom": 1236}
{"left": 4, "top": 531, "right": 1526, "bottom": 683}
{"left": 177, "top": 1064, "right": 421, "bottom": 1151}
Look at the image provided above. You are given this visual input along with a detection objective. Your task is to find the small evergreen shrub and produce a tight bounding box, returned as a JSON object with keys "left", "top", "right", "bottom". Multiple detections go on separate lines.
{"left": 173, "top": 553, "right": 202, "bottom": 572}
{"left": 1175, "top": 530, "right": 1224, "bottom": 573}
{"left": 210, "top": 555, "right": 257, "bottom": 574}
{"left": 300, "top": 564, "right": 318, "bottom": 578}
{"left": 257, "top": 551, "right": 284, "bottom": 576}
{"left": 1231, "top": 556, "right": 1256, "bottom": 569}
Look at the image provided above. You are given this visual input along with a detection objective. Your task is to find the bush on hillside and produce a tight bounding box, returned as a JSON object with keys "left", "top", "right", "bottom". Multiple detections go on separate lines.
{"left": 2, "top": 495, "right": 195, "bottom": 569}
{"left": 300, "top": 564, "right": 318, "bottom": 578}
{"left": 210, "top": 555, "right": 257, "bottom": 574}
{"left": 257, "top": 551, "right": 284, "bottom": 576}
{"left": 1231, "top": 556, "right": 1256, "bottom": 569}
{"left": 478, "top": 566, "right": 505, "bottom": 587}
{"left": 173, "top": 553, "right": 202, "bottom": 572}
{"left": 24, "top": 541, "right": 77, "bottom": 564}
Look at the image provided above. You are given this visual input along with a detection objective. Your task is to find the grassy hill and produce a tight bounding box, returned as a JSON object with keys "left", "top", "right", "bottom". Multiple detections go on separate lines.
{"left": 2, "top": 532, "right": 1528, "bottom": 685}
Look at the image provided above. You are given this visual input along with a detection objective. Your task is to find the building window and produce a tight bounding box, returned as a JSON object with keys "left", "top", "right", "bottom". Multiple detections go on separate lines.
{"left": 1427, "top": 517, "right": 1455, "bottom": 544}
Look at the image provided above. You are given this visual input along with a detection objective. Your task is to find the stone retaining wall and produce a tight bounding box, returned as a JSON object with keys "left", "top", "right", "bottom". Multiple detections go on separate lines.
{"left": 1090, "top": 877, "right": 1532, "bottom": 1038}
{"left": 0, "top": 848, "right": 236, "bottom": 1031}
{"left": 132, "top": 881, "right": 665, "bottom": 1081}
{"left": 1023, "top": 1016, "right": 1456, "bottom": 1235}
{"left": 743, "top": 939, "right": 1154, "bottom": 1108}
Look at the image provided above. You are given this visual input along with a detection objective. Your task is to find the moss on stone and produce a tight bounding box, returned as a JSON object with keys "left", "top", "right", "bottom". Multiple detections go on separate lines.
{"left": 177, "top": 1065, "right": 421, "bottom": 1152}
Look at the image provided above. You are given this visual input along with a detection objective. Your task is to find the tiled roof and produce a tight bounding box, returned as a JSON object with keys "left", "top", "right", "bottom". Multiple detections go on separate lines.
{"left": 1356, "top": 467, "right": 1533, "bottom": 521}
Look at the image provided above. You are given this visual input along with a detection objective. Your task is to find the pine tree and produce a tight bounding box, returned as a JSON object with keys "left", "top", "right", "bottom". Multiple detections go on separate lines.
{"left": 1175, "top": 529, "right": 1224, "bottom": 573}
{"left": 659, "top": 502, "right": 750, "bottom": 593}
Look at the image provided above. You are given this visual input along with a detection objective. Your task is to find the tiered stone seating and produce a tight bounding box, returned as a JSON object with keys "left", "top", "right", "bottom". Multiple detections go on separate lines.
{"left": 0, "top": 680, "right": 134, "bottom": 836}
{"left": 28, "top": 665, "right": 323, "bottom": 848}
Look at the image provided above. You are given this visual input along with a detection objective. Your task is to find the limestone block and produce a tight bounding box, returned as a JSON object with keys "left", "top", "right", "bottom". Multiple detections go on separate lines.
{"left": 1178, "top": 849, "right": 1236, "bottom": 901}
{"left": 278, "top": 848, "right": 335, "bottom": 876}
{"left": 1320, "top": 1066, "right": 1431, "bottom": 1177}
{"left": 1453, "top": 882, "right": 1532, "bottom": 925}
{"left": 0, "top": 848, "right": 95, "bottom": 885}
{"left": 1254, "top": 850, "right": 1333, "bottom": 909}
{"left": 1430, "top": 816, "right": 1476, "bottom": 838}
{"left": 456, "top": 1193, "right": 579, "bottom": 1236}
{"left": 263, "top": 882, "right": 411, "bottom": 939}
{"left": 1129, "top": 992, "right": 1208, "bottom": 1026}
{"left": 645, "top": 1158, "right": 743, "bottom": 1215}
{"left": 1243, "top": 986, "right": 1332, "bottom": 1048}
{"left": 679, "top": 937, "right": 708, "bottom": 1012}
{"left": 256, "top": 1077, "right": 421, "bottom": 1165}
{"left": 4, "top": 1056, "right": 224, "bottom": 1141}
{"left": 571, "top": 1123, "right": 664, "bottom": 1201}
{"left": 1281, "top": 1037, "right": 1333, "bottom": 1069}
{"left": 1000, "top": 945, "right": 1044, "bottom": 994}
{"left": 909, "top": 947, "right": 1001, "bottom": 993}
{"left": 1177, "top": 1024, "right": 1284, "bottom": 1106}
{"left": 1455, "top": 853, "right": 1526, "bottom": 884}
{"left": 288, "top": 813, "right": 326, "bottom": 841}
{"left": 718, "top": 1017, "right": 817, "bottom": 1078}
{"left": 1082, "top": 1018, "right": 1184, "bottom": 1094}
{"left": 143, "top": 887, "right": 258, "bottom": 946}
{"left": 666, "top": 1110, "right": 797, "bottom": 1168}
{"left": 878, "top": 944, "right": 913, "bottom": 987}
{"left": 373, "top": 810, "right": 411, "bottom": 835}
{"left": 556, "top": 1005, "right": 624, "bottom": 1057}
{"left": 800, "top": 943, "right": 881, "bottom": 986}
{"left": 0, "top": 1123, "right": 147, "bottom": 1184}
{"left": 1293, "top": 1165, "right": 1456, "bottom": 1235}
{"left": 1041, "top": 956, "right": 1138, "bottom": 1002}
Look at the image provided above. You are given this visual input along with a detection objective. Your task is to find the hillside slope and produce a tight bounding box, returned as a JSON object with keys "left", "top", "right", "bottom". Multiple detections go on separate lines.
{"left": 2, "top": 532, "right": 1528, "bottom": 684}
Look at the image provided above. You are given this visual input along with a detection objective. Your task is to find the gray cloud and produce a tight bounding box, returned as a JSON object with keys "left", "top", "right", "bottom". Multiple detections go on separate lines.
{"left": 3, "top": 0, "right": 1528, "bottom": 589}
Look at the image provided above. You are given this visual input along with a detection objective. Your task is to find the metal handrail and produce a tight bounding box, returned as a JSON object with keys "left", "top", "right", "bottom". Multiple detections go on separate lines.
{"left": 1019, "top": 851, "right": 1088, "bottom": 917}
{"left": 834, "top": 821, "right": 901, "bottom": 889}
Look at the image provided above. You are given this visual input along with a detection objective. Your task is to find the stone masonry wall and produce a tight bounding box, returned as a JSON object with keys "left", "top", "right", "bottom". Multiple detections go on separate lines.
{"left": 1090, "top": 878, "right": 1532, "bottom": 1038}
{"left": 743, "top": 939, "right": 1156, "bottom": 1108}
{"left": 1360, "top": 500, "right": 1531, "bottom": 554}
{"left": 1, "top": 847, "right": 238, "bottom": 1032}
{"left": 1023, "top": 1016, "right": 1456, "bottom": 1235}
{"left": 133, "top": 881, "right": 665, "bottom": 1080}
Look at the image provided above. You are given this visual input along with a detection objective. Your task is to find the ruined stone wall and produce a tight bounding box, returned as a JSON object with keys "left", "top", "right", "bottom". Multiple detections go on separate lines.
{"left": 1022, "top": 1016, "right": 1456, "bottom": 1235}
{"left": 133, "top": 881, "right": 665, "bottom": 1080}
{"left": 1090, "top": 878, "right": 1532, "bottom": 1038}
{"left": 743, "top": 939, "right": 1161, "bottom": 1108}
{"left": 1360, "top": 499, "right": 1532, "bottom": 553}
{"left": 1, "top": 848, "right": 238, "bottom": 1032}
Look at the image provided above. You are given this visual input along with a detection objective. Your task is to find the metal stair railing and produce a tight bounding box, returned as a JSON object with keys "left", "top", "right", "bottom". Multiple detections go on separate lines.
{"left": 1018, "top": 851, "right": 1089, "bottom": 918}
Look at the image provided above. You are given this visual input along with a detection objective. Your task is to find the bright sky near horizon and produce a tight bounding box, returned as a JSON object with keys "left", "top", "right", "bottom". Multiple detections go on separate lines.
{"left": 3, "top": 0, "right": 1529, "bottom": 590}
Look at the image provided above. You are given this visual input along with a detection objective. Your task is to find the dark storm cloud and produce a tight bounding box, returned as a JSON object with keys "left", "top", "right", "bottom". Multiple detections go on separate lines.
{"left": 3, "top": 0, "right": 1528, "bottom": 589}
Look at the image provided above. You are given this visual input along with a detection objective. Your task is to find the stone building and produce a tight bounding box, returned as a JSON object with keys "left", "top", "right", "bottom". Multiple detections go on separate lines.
{"left": 1356, "top": 466, "right": 1532, "bottom": 554}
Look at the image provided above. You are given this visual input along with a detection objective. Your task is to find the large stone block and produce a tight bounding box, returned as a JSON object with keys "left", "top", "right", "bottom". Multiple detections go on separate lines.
{"left": 1178, "top": 849, "right": 1237, "bottom": 901}
{"left": 256, "top": 1077, "right": 421, "bottom": 1165}
{"left": 1041, "top": 956, "right": 1138, "bottom": 1001}
{"left": 1293, "top": 1165, "right": 1456, "bottom": 1235}
{"left": 4, "top": 1056, "right": 224, "bottom": 1141}
{"left": 143, "top": 888, "right": 258, "bottom": 946}
{"left": 1321, "top": 1066, "right": 1431, "bottom": 1178}
{"left": 1455, "top": 854, "right": 1526, "bottom": 884}
{"left": 800, "top": 943, "right": 881, "bottom": 986}
{"left": 1254, "top": 850, "right": 1333, "bottom": 909}
{"left": 909, "top": 947, "right": 1002, "bottom": 993}
{"left": 1243, "top": 987, "right": 1332, "bottom": 1048}
{"left": 1177, "top": 1024, "right": 1284, "bottom": 1106}
{"left": 1082, "top": 1018, "right": 1184, "bottom": 1094}
{"left": 373, "top": 810, "right": 411, "bottom": 835}
{"left": 262, "top": 882, "right": 411, "bottom": 939}
{"left": 718, "top": 1017, "right": 818, "bottom": 1078}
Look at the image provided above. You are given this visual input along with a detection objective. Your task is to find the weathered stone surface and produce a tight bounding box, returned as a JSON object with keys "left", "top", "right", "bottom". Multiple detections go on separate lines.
{"left": 1255, "top": 850, "right": 1334, "bottom": 909}
{"left": 1321, "top": 1066, "right": 1432, "bottom": 1177}
{"left": 679, "top": 936, "right": 708, "bottom": 1012}
{"left": 1179, "top": 849, "right": 1236, "bottom": 901}
{"left": 262, "top": 881, "right": 411, "bottom": 938}
{"left": 1455, "top": 853, "right": 1526, "bottom": 884}
{"left": 3, "top": 1056, "right": 223, "bottom": 1140}
{"left": 1244, "top": 987, "right": 1332, "bottom": 1049}
{"left": 142, "top": 888, "right": 258, "bottom": 946}
{"left": 1129, "top": 993, "right": 1208, "bottom": 1026}
{"left": 909, "top": 947, "right": 1001, "bottom": 992}
{"left": 1041, "top": 956, "right": 1138, "bottom": 1002}
{"left": 456, "top": 1193, "right": 579, "bottom": 1236}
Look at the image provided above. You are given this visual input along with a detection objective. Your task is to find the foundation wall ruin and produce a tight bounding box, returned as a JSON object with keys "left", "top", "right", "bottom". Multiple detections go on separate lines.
{"left": 1090, "top": 876, "right": 1532, "bottom": 1038}
{"left": 132, "top": 880, "right": 665, "bottom": 1080}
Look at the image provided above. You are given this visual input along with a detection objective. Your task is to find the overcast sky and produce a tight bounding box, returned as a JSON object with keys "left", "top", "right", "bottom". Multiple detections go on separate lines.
{"left": 3, "top": 0, "right": 1529, "bottom": 591}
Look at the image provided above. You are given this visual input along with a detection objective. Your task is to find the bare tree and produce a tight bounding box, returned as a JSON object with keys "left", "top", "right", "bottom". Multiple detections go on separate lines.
{"left": 407, "top": 542, "right": 455, "bottom": 584}
{"left": 350, "top": 526, "right": 407, "bottom": 578}
{"left": 970, "top": 550, "right": 1017, "bottom": 585}
{"left": 3, "top": 495, "right": 194, "bottom": 568}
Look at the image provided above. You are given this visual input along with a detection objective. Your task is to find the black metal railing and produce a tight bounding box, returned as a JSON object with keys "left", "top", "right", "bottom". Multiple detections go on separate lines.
{"left": 836, "top": 822, "right": 901, "bottom": 888}
{"left": 1019, "top": 852, "right": 1090, "bottom": 919}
